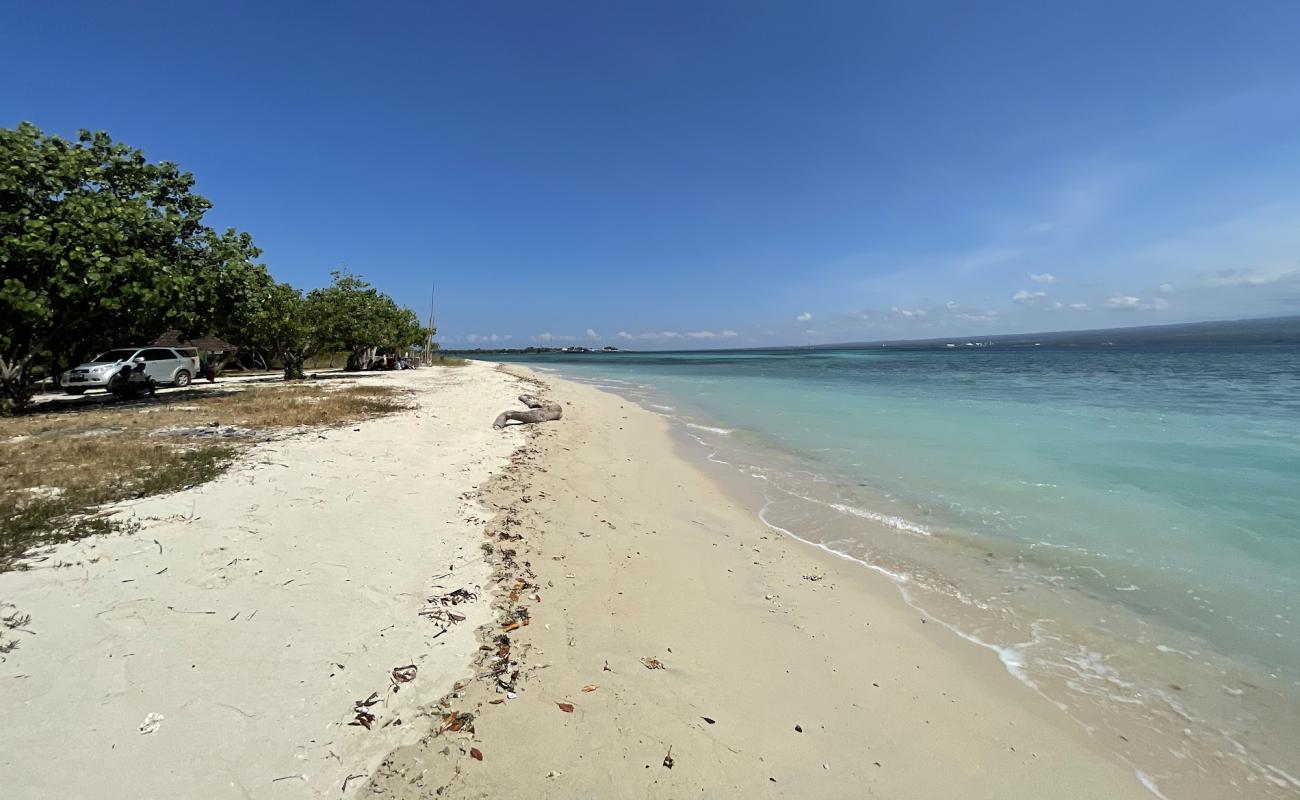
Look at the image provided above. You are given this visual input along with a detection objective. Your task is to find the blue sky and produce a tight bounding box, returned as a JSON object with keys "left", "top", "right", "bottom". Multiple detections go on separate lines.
{"left": 4, "top": 1, "right": 1300, "bottom": 348}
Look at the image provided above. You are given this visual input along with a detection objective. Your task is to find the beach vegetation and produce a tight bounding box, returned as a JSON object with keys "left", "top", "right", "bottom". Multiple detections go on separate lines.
{"left": 1, "top": 122, "right": 434, "bottom": 411}
{"left": 0, "top": 122, "right": 269, "bottom": 414}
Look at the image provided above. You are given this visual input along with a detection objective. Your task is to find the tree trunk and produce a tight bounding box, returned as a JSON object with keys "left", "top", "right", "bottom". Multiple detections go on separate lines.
{"left": 346, "top": 347, "right": 374, "bottom": 371}
{"left": 493, "top": 394, "right": 562, "bottom": 429}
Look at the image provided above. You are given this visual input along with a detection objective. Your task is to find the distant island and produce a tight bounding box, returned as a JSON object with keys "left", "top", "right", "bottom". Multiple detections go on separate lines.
{"left": 444, "top": 345, "right": 622, "bottom": 355}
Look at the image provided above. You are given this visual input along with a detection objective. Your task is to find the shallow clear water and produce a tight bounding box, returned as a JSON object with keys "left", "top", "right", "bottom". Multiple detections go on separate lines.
{"left": 493, "top": 344, "right": 1300, "bottom": 796}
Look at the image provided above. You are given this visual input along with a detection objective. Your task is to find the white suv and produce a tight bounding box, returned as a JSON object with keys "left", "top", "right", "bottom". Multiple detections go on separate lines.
{"left": 61, "top": 347, "right": 200, "bottom": 395}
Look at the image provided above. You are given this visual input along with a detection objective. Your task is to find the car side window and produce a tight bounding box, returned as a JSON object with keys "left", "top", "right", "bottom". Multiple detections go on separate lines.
{"left": 143, "top": 348, "right": 174, "bottom": 361}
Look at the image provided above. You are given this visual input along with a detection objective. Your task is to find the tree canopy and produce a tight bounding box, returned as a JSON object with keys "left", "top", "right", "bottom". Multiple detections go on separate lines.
{"left": 0, "top": 122, "right": 267, "bottom": 411}
{"left": 1, "top": 122, "right": 433, "bottom": 410}
{"left": 309, "top": 271, "right": 429, "bottom": 371}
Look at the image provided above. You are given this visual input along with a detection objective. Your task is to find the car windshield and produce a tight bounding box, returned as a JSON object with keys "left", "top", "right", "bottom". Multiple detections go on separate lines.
{"left": 92, "top": 349, "right": 138, "bottom": 363}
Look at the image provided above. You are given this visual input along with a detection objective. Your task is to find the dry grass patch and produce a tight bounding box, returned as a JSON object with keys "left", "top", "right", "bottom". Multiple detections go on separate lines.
{"left": 0, "top": 382, "right": 412, "bottom": 570}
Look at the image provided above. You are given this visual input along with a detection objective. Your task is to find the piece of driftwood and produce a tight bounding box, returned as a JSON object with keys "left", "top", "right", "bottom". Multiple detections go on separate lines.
{"left": 493, "top": 394, "right": 562, "bottom": 429}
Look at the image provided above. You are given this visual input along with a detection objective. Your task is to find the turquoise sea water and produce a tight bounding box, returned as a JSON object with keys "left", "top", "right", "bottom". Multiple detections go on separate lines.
{"left": 491, "top": 343, "right": 1300, "bottom": 796}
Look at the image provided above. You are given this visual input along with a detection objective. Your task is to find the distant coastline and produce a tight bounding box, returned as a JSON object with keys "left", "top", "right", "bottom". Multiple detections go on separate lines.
{"left": 445, "top": 314, "right": 1300, "bottom": 356}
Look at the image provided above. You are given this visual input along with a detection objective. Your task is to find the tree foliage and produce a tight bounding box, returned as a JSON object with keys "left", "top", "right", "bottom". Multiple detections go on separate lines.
{"left": 0, "top": 122, "right": 268, "bottom": 412}
{"left": 1, "top": 123, "right": 433, "bottom": 411}
{"left": 240, "top": 282, "right": 322, "bottom": 380}
{"left": 309, "top": 271, "right": 430, "bottom": 370}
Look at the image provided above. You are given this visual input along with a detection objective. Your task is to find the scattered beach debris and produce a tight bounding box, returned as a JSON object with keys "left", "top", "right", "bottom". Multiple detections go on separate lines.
{"left": 662, "top": 746, "right": 674, "bottom": 769}
{"left": 0, "top": 606, "right": 33, "bottom": 655}
{"left": 469, "top": 747, "right": 483, "bottom": 761}
{"left": 556, "top": 702, "right": 575, "bottom": 713}
{"left": 795, "top": 724, "right": 803, "bottom": 733}
{"left": 702, "top": 717, "right": 716, "bottom": 725}
{"left": 391, "top": 664, "right": 417, "bottom": 686}
{"left": 492, "top": 394, "right": 563, "bottom": 429}
{"left": 341, "top": 773, "right": 366, "bottom": 791}
{"left": 349, "top": 691, "right": 381, "bottom": 729}
{"left": 272, "top": 774, "right": 306, "bottom": 783}
{"left": 603, "top": 660, "right": 611, "bottom": 671}
{"left": 434, "top": 587, "right": 477, "bottom": 606}
{"left": 439, "top": 711, "right": 474, "bottom": 734}
{"left": 351, "top": 710, "right": 376, "bottom": 730}
{"left": 640, "top": 656, "right": 665, "bottom": 670}
{"left": 802, "top": 574, "right": 823, "bottom": 582}
{"left": 138, "top": 712, "right": 164, "bottom": 735}
{"left": 581, "top": 684, "right": 598, "bottom": 693}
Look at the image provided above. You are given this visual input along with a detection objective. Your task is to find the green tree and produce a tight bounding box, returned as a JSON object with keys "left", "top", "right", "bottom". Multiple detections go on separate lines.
{"left": 241, "top": 282, "right": 323, "bottom": 380}
{"left": 0, "top": 122, "right": 268, "bottom": 413}
{"left": 309, "top": 271, "right": 429, "bottom": 370}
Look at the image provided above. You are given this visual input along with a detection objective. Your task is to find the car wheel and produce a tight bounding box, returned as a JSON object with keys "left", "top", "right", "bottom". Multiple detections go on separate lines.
{"left": 173, "top": 369, "right": 192, "bottom": 387}
{"left": 65, "top": 388, "right": 86, "bottom": 396}
{"left": 107, "top": 370, "right": 128, "bottom": 394}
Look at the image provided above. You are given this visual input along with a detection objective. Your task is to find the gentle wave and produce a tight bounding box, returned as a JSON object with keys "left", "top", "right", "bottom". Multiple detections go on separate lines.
{"left": 828, "top": 502, "right": 932, "bottom": 536}
{"left": 685, "top": 422, "right": 733, "bottom": 435}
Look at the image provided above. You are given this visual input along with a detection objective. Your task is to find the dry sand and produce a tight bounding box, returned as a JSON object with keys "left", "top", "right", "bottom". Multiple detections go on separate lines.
{"left": 0, "top": 362, "right": 529, "bottom": 798}
{"left": 366, "top": 368, "right": 1154, "bottom": 799}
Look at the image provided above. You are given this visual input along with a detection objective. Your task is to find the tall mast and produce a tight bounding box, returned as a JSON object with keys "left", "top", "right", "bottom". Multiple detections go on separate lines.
{"left": 425, "top": 282, "right": 436, "bottom": 363}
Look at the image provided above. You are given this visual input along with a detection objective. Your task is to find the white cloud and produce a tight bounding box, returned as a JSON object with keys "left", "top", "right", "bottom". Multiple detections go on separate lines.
{"left": 1068, "top": 303, "right": 1089, "bottom": 310}
{"left": 1028, "top": 272, "right": 1057, "bottom": 284}
{"left": 537, "top": 332, "right": 555, "bottom": 343}
{"left": 1105, "top": 295, "right": 1169, "bottom": 311}
{"left": 1013, "top": 289, "right": 1047, "bottom": 304}
{"left": 617, "top": 329, "right": 738, "bottom": 342}
{"left": 956, "top": 311, "right": 999, "bottom": 322}
{"left": 1199, "top": 266, "right": 1300, "bottom": 288}
{"left": 796, "top": 311, "right": 812, "bottom": 322}
{"left": 1159, "top": 283, "right": 1175, "bottom": 293}
{"left": 465, "top": 333, "right": 511, "bottom": 343}
{"left": 585, "top": 328, "right": 600, "bottom": 340}
{"left": 945, "top": 300, "right": 958, "bottom": 310}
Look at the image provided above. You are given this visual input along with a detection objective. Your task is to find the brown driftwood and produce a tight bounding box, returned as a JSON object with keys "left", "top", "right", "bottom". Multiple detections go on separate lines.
{"left": 493, "top": 394, "right": 562, "bottom": 429}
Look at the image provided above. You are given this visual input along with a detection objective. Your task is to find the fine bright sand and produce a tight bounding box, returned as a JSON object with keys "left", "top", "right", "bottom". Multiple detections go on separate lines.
{"left": 1, "top": 362, "right": 527, "bottom": 797}
{"left": 3, "top": 362, "right": 1152, "bottom": 798}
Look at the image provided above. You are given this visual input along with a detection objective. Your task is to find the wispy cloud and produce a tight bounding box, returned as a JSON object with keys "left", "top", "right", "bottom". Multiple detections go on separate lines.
{"left": 1105, "top": 295, "right": 1169, "bottom": 311}
{"left": 1028, "top": 272, "right": 1057, "bottom": 284}
{"left": 1012, "top": 289, "right": 1047, "bottom": 304}
{"left": 617, "top": 329, "right": 738, "bottom": 342}
{"left": 796, "top": 311, "right": 812, "bottom": 322}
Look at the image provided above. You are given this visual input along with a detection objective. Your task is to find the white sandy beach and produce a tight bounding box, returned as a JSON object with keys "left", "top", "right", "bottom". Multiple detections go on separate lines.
{"left": 0, "top": 362, "right": 527, "bottom": 798}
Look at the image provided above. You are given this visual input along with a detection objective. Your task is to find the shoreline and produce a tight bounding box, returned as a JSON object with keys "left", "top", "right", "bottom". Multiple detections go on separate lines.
{"left": 368, "top": 366, "right": 1152, "bottom": 799}
{"left": 522, "top": 365, "right": 1300, "bottom": 799}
